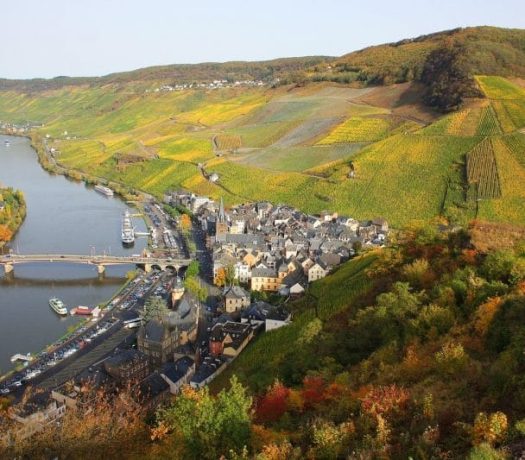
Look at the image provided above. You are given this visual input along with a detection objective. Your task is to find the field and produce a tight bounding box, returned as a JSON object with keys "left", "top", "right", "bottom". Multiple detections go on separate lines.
{"left": 317, "top": 116, "right": 393, "bottom": 143}
{"left": 466, "top": 138, "right": 501, "bottom": 199}
{"left": 213, "top": 134, "right": 242, "bottom": 151}
{"left": 477, "top": 137, "right": 525, "bottom": 223}
{"left": 1, "top": 75, "right": 525, "bottom": 227}
{"left": 476, "top": 76, "right": 525, "bottom": 132}
{"left": 230, "top": 143, "right": 363, "bottom": 172}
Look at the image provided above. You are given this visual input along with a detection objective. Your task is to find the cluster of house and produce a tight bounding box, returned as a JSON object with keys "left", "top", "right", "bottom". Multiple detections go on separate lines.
{"left": 146, "top": 79, "right": 266, "bottom": 94}
{"left": 166, "top": 191, "right": 389, "bottom": 298}
{"left": 0, "top": 121, "right": 42, "bottom": 134}
{"left": 3, "top": 276, "right": 278, "bottom": 441}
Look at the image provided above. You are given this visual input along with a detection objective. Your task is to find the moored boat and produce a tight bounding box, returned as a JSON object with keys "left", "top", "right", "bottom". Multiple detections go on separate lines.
{"left": 94, "top": 184, "right": 114, "bottom": 197}
{"left": 49, "top": 297, "right": 68, "bottom": 316}
{"left": 70, "top": 305, "right": 93, "bottom": 316}
{"left": 121, "top": 209, "right": 135, "bottom": 245}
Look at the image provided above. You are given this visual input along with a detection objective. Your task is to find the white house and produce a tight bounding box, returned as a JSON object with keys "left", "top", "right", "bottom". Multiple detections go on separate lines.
{"left": 234, "top": 261, "right": 252, "bottom": 284}
{"left": 308, "top": 262, "right": 328, "bottom": 282}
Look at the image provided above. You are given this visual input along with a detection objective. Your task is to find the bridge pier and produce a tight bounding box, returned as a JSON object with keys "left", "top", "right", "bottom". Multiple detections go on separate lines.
{"left": 144, "top": 263, "right": 152, "bottom": 273}
{"left": 97, "top": 264, "right": 106, "bottom": 275}
{"left": 3, "top": 263, "right": 14, "bottom": 275}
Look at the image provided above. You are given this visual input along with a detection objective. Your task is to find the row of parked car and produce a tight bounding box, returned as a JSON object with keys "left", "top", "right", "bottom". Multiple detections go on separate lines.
{"left": 0, "top": 319, "right": 118, "bottom": 395}
{"left": 119, "top": 272, "right": 162, "bottom": 310}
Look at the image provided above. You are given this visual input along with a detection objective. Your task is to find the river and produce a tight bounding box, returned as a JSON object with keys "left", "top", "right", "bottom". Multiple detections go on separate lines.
{"left": 0, "top": 134, "right": 147, "bottom": 374}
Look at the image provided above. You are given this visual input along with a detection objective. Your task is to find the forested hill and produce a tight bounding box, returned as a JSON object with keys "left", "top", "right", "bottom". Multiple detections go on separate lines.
{"left": 309, "top": 26, "right": 525, "bottom": 84}
{"left": 0, "top": 56, "right": 332, "bottom": 92}
{"left": 2, "top": 26, "right": 525, "bottom": 92}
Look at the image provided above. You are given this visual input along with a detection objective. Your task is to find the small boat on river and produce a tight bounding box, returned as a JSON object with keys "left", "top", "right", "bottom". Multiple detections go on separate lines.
{"left": 94, "top": 184, "right": 114, "bottom": 197}
{"left": 49, "top": 297, "right": 68, "bottom": 316}
{"left": 70, "top": 305, "right": 93, "bottom": 316}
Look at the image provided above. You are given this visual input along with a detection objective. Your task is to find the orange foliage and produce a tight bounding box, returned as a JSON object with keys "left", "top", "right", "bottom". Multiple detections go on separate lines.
{"left": 180, "top": 213, "right": 192, "bottom": 232}
{"left": 214, "top": 267, "right": 226, "bottom": 287}
{"left": 361, "top": 385, "right": 411, "bottom": 418}
{"left": 474, "top": 297, "right": 503, "bottom": 336}
{"left": 251, "top": 424, "right": 284, "bottom": 454}
{"left": 472, "top": 411, "right": 508, "bottom": 445}
{"left": 461, "top": 249, "right": 479, "bottom": 265}
{"left": 0, "top": 225, "right": 13, "bottom": 242}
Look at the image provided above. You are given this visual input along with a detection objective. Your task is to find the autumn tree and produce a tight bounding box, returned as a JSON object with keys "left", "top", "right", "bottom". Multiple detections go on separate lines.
{"left": 180, "top": 213, "right": 192, "bottom": 232}
{"left": 0, "top": 225, "right": 12, "bottom": 242}
{"left": 215, "top": 267, "right": 226, "bottom": 287}
{"left": 157, "top": 376, "right": 252, "bottom": 459}
{"left": 143, "top": 295, "right": 169, "bottom": 321}
{"left": 256, "top": 380, "right": 290, "bottom": 423}
{"left": 472, "top": 411, "right": 508, "bottom": 446}
{"left": 420, "top": 40, "right": 478, "bottom": 112}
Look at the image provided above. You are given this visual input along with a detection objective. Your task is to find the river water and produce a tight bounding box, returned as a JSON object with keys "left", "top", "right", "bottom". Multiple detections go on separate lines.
{"left": 0, "top": 135, "right": 147, "bottom": 373}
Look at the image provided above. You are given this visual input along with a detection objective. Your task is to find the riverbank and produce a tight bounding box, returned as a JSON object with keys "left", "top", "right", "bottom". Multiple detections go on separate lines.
{"left": 30, "top": 133, "right": 145, "bottom": 204}
{"left": 0, "top": 186, "right": 26, "bottom": 250}
{"left": 0, "top": 134, "right": 149, "bottom": 373}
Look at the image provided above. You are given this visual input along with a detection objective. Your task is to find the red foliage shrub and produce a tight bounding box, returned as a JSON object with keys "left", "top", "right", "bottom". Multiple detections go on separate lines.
{"left": 361, "top": 384, "right": 410, "bottom": 418}
{"left": 256, "top": 382, "right": 290, "bottom": 423}
{"left": 301, "top": 376, "right": 327, "bottom": 409}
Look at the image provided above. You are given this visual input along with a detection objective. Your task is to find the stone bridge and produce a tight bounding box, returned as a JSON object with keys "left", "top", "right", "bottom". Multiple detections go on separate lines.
{"left": 0, "top": 254, "right": 192, "bottom": 275}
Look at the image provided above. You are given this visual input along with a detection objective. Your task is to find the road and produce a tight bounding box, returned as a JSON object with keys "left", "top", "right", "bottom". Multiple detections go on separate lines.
{"left": 0, "top": 198, "right": 220, "bottom": 402}
{"left": 0, "top": 269, "right": 174, "bottom": 399}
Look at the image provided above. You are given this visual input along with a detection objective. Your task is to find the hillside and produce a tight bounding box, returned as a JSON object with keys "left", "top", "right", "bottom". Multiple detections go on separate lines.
{"left": 4, "top": 227, "right": 525, "bottom": 459}
{"left": 313, "top": 26, "right": 525, "bottom": 85}
{"left": 0, "top": 56, "right": 332, "bottom": 92}
{"left": 0, "top": 27, "right": 524, "bottom": 228}
{"left": 207, "top": 225, "right": 525, "bottom": 459}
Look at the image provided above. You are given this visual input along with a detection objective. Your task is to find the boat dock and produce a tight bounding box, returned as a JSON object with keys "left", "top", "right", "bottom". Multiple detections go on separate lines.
{"left": 10, "top": 353, "right": 33, "bottom": 363}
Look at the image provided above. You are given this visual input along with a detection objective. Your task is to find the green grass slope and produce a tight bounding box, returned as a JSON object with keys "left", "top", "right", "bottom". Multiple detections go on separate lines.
{"left": 212, "top": 253, "right": 378, "bottom": 392}
{"left": 1, "top": 29, "right": 525, "bottom": 228}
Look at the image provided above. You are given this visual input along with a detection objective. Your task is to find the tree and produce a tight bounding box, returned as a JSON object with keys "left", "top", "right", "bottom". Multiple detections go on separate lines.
{"left": 180, "top": 213, "right": 192, "bottom": 232}
{"left": 420, "top": 40, "right": 477, "bottom": 112}
{"left": 225, "top": 264, "right": 236, "bottom": 286}
{"left": 185, "top": 260, "right": 200, "bottom": 278}
{"left": 472, "top": 412, "right": 508, "bottom": 446}
{"left": 256, "top": 380, "right": 290, "bottom": 423}
{"left": 0, "top": 225, "right": 12, "bottom": 242}
{"left": 143, "top": 296, "right": 168, "bottom": 322}
{"left": 215, "top": 267, "right": 227, "bottom": 287}
{"left": 481, "top": 250, "right": 516, "bottom": 283}
{"left": 157, "top": 376, "right": 252, "bottom": 460}
{"left": 184, "top": 276, "right": 207, "bottom": 302}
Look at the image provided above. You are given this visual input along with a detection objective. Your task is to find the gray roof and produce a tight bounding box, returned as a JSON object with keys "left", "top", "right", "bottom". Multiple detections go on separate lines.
{"left": 252, "top": 266, "right": 277, "bottom": 278}
{"left": 104, "top": 349, "right": 147, "bottom": 373}
{"left": 139, "top": 372, "right": 169, "bottom": 399}
{"left": 161, "top": 356, "right": 194, "bottom": 383}
{"left": 224, "top": 285, "right": 249, "bottom": 299}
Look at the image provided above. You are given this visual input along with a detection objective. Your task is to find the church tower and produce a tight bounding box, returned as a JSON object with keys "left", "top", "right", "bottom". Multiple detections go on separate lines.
{"left": 216, "top": 196, "right": 228, "bottom": 236}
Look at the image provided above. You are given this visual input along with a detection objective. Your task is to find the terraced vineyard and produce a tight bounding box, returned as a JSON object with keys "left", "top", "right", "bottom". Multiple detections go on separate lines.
{"left": 502, "top": 133, "right": 525, "bottom": 168}
{"left": 213, "top": 134, "right": 242, "bottom": 151}
{"left": 317, "top": 116, "right": 393, "bottom": 143}
{"left": 477, "top": 106, "right": 502, "bottom": 136}
{"left": 1, "top": 74, "right": 525, "bottom": 227}
{"left": 466, "top": 138, "right": 501, "bottom": 198}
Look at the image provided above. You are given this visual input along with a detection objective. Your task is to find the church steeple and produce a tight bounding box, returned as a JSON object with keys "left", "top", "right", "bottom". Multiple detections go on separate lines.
{"left": 216, "top": 196, "right": 228, "bottom": 237}
{"left": 219, "top": 196, "right": 225, "bottom": 223}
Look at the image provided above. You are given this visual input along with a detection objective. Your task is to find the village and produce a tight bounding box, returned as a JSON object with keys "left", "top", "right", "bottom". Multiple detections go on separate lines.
{"left": 1, "top": 190, "right": 388, "bottom": 443}
{"left": 145, "top": 78, "right": 268, "bottom": 94}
